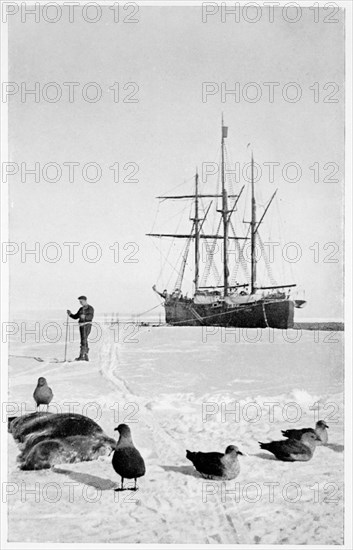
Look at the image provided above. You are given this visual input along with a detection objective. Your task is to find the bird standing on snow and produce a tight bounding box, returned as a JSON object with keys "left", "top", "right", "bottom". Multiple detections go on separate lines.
{"left": 259, "top": 432, "right": 320, "bottom": 462}
{"left": 112, "top": 424, "right": 146, "bottom": 491}
{"left": 33, "top": 377, "right": 53, "bottom": 411}
{"left": 186, "top": 445, "right": 243, "bottom": 479}
{"left": 281, "top": 420, "right": 329, "bottom": 445}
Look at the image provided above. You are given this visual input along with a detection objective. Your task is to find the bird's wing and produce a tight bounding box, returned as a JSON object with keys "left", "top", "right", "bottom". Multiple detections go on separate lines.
{"left": 282, "top": 429, "right": 301, "bottom": 439}
{"left": 193, "top": 452, "right": 224, "bottom": 476}
{"left": 267, "top": 441, "right": 294, "bottom": 458}
{"left": 282, "top": 439, "right": 310, "bottom": 457}
{"left": 282, "top": 427, "right": 314, "bottom": 439}
{"left": 113, "top": 447, "right": 145, "bottom": 477}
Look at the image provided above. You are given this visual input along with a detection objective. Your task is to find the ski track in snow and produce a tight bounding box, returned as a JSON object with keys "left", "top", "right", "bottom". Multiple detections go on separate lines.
{"left": 98, "top": 329, "right": 245, "bottom": 544}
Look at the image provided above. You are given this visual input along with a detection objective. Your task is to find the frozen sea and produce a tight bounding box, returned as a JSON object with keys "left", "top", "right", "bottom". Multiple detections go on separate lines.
{"left": 6, "top": 313, "right": 344, "bottom": 544}
{"left": 115, "top": 324, "right": 343, "bottom": 399}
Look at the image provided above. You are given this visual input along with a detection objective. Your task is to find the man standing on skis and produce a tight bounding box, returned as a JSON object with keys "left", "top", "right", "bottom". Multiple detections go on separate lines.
{"left": 67, "top": 296, "right": 94, "bottom": 361}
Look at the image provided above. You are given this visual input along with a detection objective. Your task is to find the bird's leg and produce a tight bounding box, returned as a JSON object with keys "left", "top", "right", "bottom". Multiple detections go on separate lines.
{"left": 132, "top": 478, "right": 138, "bottom": 491}
{"left": 114, "top": 478, "right": 125, "bottom": 492}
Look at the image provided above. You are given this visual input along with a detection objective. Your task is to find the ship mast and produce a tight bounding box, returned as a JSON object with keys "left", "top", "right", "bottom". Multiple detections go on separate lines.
{"left": 221, "top": 117, "right": 229, "bottom": 297}
{"left": 250, "top": 152, "right": 257, "bottom": 293}
{"left": 194, "top": 171, "right": 200, "bottom": 292}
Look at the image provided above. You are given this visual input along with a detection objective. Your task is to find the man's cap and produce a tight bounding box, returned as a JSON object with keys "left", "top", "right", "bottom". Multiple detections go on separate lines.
{"left": 78, "top": 295, "right": 87, "bottom": 300}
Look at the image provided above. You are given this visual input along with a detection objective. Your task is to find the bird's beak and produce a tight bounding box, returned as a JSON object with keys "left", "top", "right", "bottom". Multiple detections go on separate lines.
{"left": 237, "top": 450, "right": 245, "bottom": 456}
{"left": 325, "top": 424, "right": 329, "bottom": 428}
{"left": 315, "top": 435, "right": 321, "bottom": 441}
{"left": 114, "top": 427, "right": 119, "bottom": 431}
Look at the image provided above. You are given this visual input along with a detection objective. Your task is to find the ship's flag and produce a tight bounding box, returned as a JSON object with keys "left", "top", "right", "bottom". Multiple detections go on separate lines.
{"left": 222, "top": 126, "right": 228, "bottom": 138}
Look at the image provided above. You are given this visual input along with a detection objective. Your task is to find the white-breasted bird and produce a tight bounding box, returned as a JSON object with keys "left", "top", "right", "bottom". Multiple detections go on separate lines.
{"left": 259, "top": 432, "right": 320, "bottom": 462}
{"left": 281, "top": 420, "right": 329, "bottom": 445}
{"left": 33, "top": 377, "right": 53, "bottom": 412}
{"left": 186, "top": 445, "right": 244, "bottom": 479}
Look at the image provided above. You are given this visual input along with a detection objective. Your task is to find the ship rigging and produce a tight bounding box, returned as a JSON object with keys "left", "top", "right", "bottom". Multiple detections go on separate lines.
{"left": 147, "top": 120, "right": 306, "bottom": 328}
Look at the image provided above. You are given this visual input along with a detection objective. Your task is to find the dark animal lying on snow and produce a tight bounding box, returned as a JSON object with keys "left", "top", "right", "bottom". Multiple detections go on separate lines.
{"left": 8, "top": 412, "right": 115, "bottom": 470}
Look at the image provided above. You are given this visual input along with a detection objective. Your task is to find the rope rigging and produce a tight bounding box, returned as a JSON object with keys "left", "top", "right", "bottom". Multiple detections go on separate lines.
{"left": 199, "top": 218, "right": 222, "bottom": 288}
{"left": 229, "top": 222, "right": 250, "bottom": 286}
{"left": 149, "top": 134, "right": 287, "bottom": 297}
{"left": 174, "top": 228, "right": 194, "bottom": 291}
{"left": 150, "top": 191, "right": 195, "bottom": 288}
{"left": 257, "top": 232, "right": 278, "bottom": 287}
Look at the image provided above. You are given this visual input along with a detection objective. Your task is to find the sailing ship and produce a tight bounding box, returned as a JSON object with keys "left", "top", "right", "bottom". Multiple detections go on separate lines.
{"left": 148, "top": 121, "right": 306, "bottom": 328}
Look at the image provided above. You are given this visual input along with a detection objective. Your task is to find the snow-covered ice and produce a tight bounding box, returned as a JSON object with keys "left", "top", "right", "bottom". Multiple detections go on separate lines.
{"left": 6, "top": 319, "right": 344, "bottom": 544}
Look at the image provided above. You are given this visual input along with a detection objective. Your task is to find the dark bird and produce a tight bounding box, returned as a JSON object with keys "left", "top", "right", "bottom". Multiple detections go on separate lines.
{"left": 259, "top": 432, "right": 320, "bottom": 462}
{"left": 281, "top": 420, "right": 329, "bottom": 445}
{"left": 186, "top": 445, "right": 243, "bottom": 479}
{"left": 112, "top": 424, "right": 146, "bottom": 491}
{"left": 33, "top": 377, "right": 53, "bottom": 411}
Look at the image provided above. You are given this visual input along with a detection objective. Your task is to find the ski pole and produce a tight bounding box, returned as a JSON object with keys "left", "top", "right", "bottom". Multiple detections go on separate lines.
{"left": 64, "top": 314, "right": 69, "bottom": 362}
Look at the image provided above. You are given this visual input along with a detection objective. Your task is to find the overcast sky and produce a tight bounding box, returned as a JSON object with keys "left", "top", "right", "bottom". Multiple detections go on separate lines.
{"left": 8, "top": 4, "right": 344, "bottom": 319}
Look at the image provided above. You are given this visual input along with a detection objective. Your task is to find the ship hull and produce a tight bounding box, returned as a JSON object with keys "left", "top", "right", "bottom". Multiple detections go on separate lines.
{"left": 164, "top": 299, "right": 294, "bottom": 329}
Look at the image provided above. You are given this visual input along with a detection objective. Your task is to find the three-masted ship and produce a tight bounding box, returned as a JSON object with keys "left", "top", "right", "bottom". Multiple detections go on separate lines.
{"left": 148, "top": 121, "right": 306, "bottom": 328}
